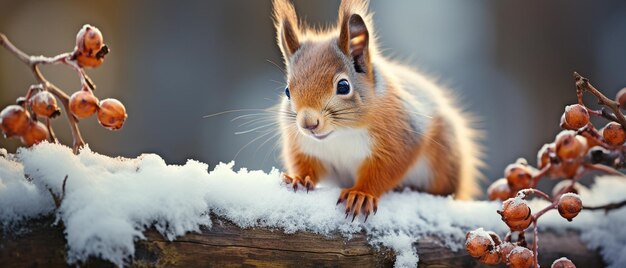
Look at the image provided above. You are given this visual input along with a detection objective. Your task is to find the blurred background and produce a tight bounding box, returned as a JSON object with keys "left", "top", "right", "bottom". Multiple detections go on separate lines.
{"left": 1, "top": 0, "right": 626, "bottom": 193}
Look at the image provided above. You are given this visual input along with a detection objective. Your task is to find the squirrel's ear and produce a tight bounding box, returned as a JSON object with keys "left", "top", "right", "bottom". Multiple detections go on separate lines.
{"left": 273, "top": 0, "right": 300, "bottom": 59}
{"left": 338, "top": 1, "right": 371, "bottom": 74}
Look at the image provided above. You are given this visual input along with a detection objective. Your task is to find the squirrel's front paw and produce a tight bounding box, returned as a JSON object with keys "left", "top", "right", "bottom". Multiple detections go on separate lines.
{"left": 282, "top": 173, "right": 315, "bottom": 193}
{"left": 337, "top": 189, "right": 379, "bottom": 222}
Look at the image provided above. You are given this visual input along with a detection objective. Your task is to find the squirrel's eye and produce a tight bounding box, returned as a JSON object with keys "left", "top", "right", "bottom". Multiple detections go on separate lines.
{"left": 285, "top": 87, "right": 290, "bottom": 99}
{"left": 336, "top": 79, "right": 350, "bottom": 95}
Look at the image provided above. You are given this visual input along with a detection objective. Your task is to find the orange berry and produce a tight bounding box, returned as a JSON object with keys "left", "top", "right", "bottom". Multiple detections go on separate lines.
{"left": 560, "top": 113, "right": 575, "bottom": 130}
{"left": 555, "top": 131, "right": 588, "bottom": 160}
{"left": 20, "top": 121, "right": 49, "bottom": 147}
{"left": 465, "top": 228, "right": 494, "bottom": 258}
{"left": 0, "top": 105, "right": 31, "bottom": 138}
{"left": 551, "top": 257, "right": 576, "bottom": 268}
{"left": 505, "top": 162, "right": 533, "bottom": 192}
{"left": 560, "top": 161, "right": 582, "bottom": 178}
{"left": 537, "top": 143, "right": 555, "bottom": 169}
{"left": 97, "top": 98, "right": 127, "bottom": 130}
{"left": 488, "top": 178, "right": 512, "bottom": 201}
{"left": 616, "top": 87, "right": 626, "bottom": 108}
{"left": 563, "top": 104, "right": 589, "bottom": 129}
{"left": 558, "top": 193, "right": 582, "bottom": 221}
{"left": 601, "top": 122, "right": 626, "bottom": 146}
{"left": 498, "top": 242, "right": 516, "bottom": 262}
{"left": 498, "top": 197, "right": 532, "bottom": 231}
{"left": 29, "top": 91, "right": 61, "bottom": 118}
{"left": 76, "top": 24, "right": 103, "bottom": 56}
{"left": 75, "top": 52, "right": 104, "bottom": 68}
{"left": 479, "top": 249, "right": 500, "bottom": 265}
{"left": 69, "top": 90, "right": 99, "bottom": 119}
{"left": 507, "top": 246, "right": 534, "bottom": 268}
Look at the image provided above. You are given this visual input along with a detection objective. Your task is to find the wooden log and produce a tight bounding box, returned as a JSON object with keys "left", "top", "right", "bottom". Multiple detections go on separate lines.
{"left": 0, "top": 217, "right": 604, "bottom": 267}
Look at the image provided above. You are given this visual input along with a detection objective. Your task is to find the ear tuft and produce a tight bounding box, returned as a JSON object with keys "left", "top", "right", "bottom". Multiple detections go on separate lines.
{"left": 273, "top": 0, "right": 300, "bottom": 58}
{"left": 337, "top": 0, "right": 372, "bottom": 74}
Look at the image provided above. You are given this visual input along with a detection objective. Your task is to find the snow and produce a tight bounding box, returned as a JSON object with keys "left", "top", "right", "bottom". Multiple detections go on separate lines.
{"left": 0, "top": 142, "right": 625, "bottom": 267}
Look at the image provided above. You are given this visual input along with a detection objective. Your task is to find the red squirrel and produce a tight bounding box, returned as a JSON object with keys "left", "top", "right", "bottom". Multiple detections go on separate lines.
{"left": 274, "top": 0, "right": 482, "bottom": 220}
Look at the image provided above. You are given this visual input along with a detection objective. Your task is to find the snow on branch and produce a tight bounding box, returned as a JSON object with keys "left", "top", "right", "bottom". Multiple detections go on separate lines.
{"left": 0, "top": 143, "right": 625, "bottom": 267}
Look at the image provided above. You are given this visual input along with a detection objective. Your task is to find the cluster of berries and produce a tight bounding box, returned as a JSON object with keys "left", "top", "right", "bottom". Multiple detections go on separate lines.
{"left": 0, "top": 25, "right": 126, "bottom": 150}
{"left": 467, "top": 73, "right": 626, "bottom": 267}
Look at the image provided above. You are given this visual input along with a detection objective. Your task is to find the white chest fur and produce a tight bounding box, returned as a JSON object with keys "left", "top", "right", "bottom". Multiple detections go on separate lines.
{"left": 297, "top": 128, "right": 372, "bottom": 187}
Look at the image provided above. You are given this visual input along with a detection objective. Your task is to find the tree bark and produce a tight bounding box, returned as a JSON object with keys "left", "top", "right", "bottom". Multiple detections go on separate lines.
{"left": 0, "top": 217, "right": 604, "bottom": 267}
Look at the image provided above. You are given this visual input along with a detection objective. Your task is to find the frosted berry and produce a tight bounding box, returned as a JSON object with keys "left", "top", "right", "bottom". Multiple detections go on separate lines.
{"left": 616, "top": 87, "right": 626, "bottom": 108}
{"left": 498, "top": 197, "right": 532, "bottom": 231}
{"left": 498, "top": 242, "right": 516, "bottom": 262}
{"left": 560, "top": 113, "right": 574, "bottom": 130}
{"left": 551, "top": 257, "right": 576, "bottom": 268}
{"left": 29, "top": 91, "right": 61, "bottom": 118}
{"left": 20, "top": 121, "right": 49, "bottom": 147}
{"left": 602, "top": 122, "right": 626, "bottom": 146}
{"left": 563, "top": 104, "right": 589, "bottom": 129}
{"left": 507, "top": 246, "right": 534, "bottom": 268}
{"left": 0, "top": 105, "right": 31, "bottom": 138}
{"left": 97, "top": 98, "right": 127, "bottom": 130}
{"left": 505, "top": 163, "right": 533, "bottom": 192}
{"left": 465, "top": 228, "right": 494, "bottom": 258}
{"left": 537, "top": 143, "right": 555, "bottom": 169}
{"left": 555, "top": 131, "right": 587, "bottom": 160}
{"left": 479, "top": 249, "right": 500, "bottom": 265}
{"left": 69, "top": 90, "right": 99, "bottom": 119}
{"left": 76, "top": 24, "right": 103, "bottom": 56}
{"left": 488, "top": 178, "right": 512, "bottom": 201}
{"left": 558, "top": 193, "right": 582, "bottom": 221}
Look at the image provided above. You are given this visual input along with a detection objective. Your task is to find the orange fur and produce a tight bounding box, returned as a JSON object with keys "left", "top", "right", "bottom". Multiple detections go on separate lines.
{"left": 273, "top": 0, "right": 482, "bottom": 219}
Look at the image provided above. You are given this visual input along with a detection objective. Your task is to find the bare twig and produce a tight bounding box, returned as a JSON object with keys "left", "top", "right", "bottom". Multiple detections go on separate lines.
{"left": 583, "top": 199, "right": 626, "bottom": 213}
{"left": 0, "top": 33, "right": 85, "bottom": 153}
{"left": 574, "top": 72, "right": 626, "bottom": 130}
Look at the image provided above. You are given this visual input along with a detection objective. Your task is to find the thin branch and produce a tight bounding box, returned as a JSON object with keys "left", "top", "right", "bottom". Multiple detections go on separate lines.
{"left": 574, "top": 72, "right": 626, "bottom": 130}
{"left": 0, "top": 33, "right": 85, "bottom": 153}
{"left": 583, "top": 200, "right": 626, "bottom": 213}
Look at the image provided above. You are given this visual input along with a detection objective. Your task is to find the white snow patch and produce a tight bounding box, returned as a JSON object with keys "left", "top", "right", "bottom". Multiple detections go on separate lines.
{"left": 0, "top": 142, "right": 625, "bottom": 267}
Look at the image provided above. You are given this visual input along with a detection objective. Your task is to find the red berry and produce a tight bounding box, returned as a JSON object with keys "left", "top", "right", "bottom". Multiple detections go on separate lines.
{"left": 29, "top": 91, "right": 61, "bottom": 118}
{"left": 601, "top": 122, "right": 626, "bottom": 146}
{"left": 507, "top": 246, "right": 534, "bottom": 268}
{"left": 555, "top": 131, "right": 588, "bottom": 160}
{"left": 551, "top": 257, "right": 576, "bottom": 268}
{"left": 97, "top": 98, "right": 127, "bottom": 130}
{"left": 0, "top": 105, "right": 31, "bottom": 138}
{"left": 20, "top": 121, "right": 49, "bottom": 147}
{"left": 558, "top": 193, "right": 582, "bottom": 221}
{"left": 498, "top": 197, "right": 532, "bottom": 231}
{"left": 69, "top": 90, "right": 99, "bottom": 119}
{"left": 563, "top": 104, "right": 589, "bottom": 129}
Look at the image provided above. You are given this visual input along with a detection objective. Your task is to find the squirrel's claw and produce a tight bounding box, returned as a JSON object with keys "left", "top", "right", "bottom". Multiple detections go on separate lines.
{"left": 338, "top": 188, "right": 378, "bottom": 222}
{"left": 282, "top": 173, "right": 315, "bottom": 193}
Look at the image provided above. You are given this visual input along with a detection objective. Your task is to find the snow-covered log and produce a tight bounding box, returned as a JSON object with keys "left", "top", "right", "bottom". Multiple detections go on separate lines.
{"left": 0, "top": 143, "right": 623, "bottom": 267}
{"left": 0, "top": 216, "right": 603, "bottom": 267}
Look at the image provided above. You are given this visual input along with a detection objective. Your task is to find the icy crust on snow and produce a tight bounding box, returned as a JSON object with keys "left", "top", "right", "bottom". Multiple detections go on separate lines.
{"left": 0, "top": 143, "right": 625, "bottom": 267}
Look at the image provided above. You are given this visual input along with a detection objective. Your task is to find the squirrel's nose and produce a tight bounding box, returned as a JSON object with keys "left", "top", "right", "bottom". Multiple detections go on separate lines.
{"left": 303, "top": 119, "right": 320, "bottom": 131}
